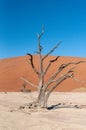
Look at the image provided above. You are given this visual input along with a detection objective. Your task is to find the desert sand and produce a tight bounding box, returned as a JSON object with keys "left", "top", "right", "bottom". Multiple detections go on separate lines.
{"left": 0, "top": 55, "right": 86, "bottom": 92}
{"left": 0, "top": 92, "right": 86, "bottom": 130}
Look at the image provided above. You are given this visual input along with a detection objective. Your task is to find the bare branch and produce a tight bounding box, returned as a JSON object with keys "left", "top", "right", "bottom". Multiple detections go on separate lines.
{"left": 45, "top": 67, "right": 74, "bottom": 97}
{"left": 37, "top": 26, "right": 44, "bottom": 53}
{"left": 21, "top": 77, "right": 38, "bottom": 88}
{"left": 37, "top": 26, "right": 44, "bottom": 75}
{"left": 26, "top": 53, "right": 39, "bottom": 75}
{"left": 72, "top": 77, "right": 86, "bottom": 83}
{"left": 43, "top": 61, "right": 84, "bottom": 91}
{"left": 58, "top": 61, "right": 85, "bottom": 71}
{"left": 37, "top": 25, "right": 44, "bottom": 39}
{"left": 43, "top": 56, "right": 60, "bottom": 76}
{"left": 42, "top": 41, "right": 61, "bottom": 61}
{"left": 50, "top": 56, "right": 60, "bottom": 62}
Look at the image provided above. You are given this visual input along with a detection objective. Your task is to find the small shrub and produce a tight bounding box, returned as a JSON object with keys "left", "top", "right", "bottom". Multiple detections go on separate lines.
{"left": 20, "top": 82, "right": 31, "bottom": 92}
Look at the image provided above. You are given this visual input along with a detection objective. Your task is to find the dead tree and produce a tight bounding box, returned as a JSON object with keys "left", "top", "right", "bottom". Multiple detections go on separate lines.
{"left": 21, "top": 27, "right": 84, "bottom": 109}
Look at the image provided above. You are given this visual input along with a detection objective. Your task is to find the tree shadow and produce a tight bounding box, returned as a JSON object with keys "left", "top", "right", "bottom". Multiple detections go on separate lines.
{"left": 47, "top": 103, "right": 86, "bottom": 110}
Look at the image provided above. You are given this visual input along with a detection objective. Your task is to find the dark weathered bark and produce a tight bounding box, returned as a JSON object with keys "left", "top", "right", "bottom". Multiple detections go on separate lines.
{"left": 26, "top": 53, "right": 39, "bottom": 75}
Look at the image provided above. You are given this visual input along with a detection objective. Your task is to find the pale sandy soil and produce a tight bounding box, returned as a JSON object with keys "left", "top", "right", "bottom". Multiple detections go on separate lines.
{"left": 0, "top": 92, "right": 86, "bottom": 130}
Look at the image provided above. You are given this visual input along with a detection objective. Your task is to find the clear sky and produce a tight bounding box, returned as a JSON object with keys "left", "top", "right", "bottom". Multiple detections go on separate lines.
{"left": 0, "top": 0, "right": 86, "bottom": 58}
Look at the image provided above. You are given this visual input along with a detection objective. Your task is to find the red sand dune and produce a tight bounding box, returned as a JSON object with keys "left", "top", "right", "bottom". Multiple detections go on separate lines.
{"left": 0, "top": 55, "right": 86, "bottom": 92}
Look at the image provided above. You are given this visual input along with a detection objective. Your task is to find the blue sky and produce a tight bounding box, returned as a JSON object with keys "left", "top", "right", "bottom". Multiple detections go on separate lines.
{"left": 0, "top": 0, "right": 86, "bottom": 58}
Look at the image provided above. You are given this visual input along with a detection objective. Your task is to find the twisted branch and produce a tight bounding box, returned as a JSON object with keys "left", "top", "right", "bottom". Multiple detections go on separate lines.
{"left": 26, "top": 53, "right": 39, "bottom": 75}
{"left": 43, "top": 61, "right": 84, "bottom": 91}
{"left": 45, "top": 67, "right": 74, "bottom": 98}
{"left": 43, "top": 56, "right": 60, "bottom": 76}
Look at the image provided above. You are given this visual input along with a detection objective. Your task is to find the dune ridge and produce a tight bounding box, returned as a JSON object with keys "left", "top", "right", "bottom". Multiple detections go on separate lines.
{"left": 0, "top": 55, "right": 86, "bottom": 92}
